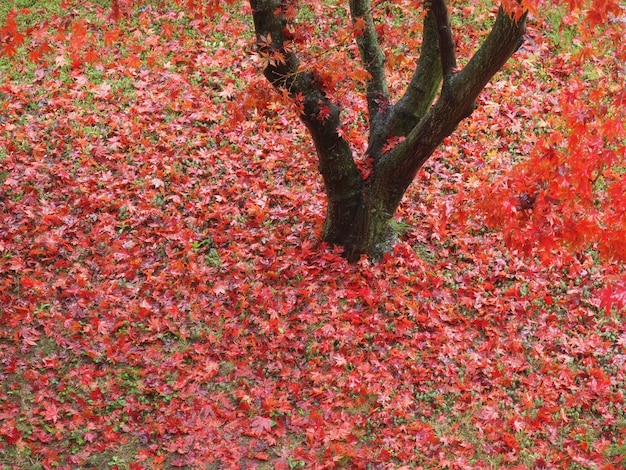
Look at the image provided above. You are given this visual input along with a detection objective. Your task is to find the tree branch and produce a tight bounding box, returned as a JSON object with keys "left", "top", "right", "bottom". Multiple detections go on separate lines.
{"left": 249, "top": 0, "right": 363, "bottom": 224}
{"left": 349, "top": 0, "right": 389, "bottom": 128}
{"left": 429, "top": 0, "right": 456, "bottom": 80}
{"left": 388, "top": 8, "right": 442, "bottom": 137}
{"left": 450, "top": 6, "right": 526, "bottom": 106}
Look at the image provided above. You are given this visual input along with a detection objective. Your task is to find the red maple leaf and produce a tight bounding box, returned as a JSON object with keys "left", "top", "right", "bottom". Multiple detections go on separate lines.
{"left": 250, "top": 416, "right": 274, "bottom": 435}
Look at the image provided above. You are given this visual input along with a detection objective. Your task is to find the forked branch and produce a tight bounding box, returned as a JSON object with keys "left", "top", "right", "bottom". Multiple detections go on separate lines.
{"left": 373, "top": 5, "right": 527, "bottom": 213}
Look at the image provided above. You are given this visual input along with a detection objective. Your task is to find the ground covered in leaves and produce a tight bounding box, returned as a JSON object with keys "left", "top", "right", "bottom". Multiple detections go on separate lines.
{"left": 1, "top": 1, "right": 625, "bottom": 469}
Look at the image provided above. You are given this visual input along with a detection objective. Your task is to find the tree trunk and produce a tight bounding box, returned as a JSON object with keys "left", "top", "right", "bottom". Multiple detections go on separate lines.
{"left": 249, "top": 0, "right": 527, "bottom": 261}
{"left": 322, "top": 181, "right": 397, "bottom": 262}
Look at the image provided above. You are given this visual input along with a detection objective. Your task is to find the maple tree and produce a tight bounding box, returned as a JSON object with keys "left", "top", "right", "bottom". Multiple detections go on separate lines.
{"left": 249, "top": 0, "right": 528, "bottom": 260}
{"left": 247, "top": 0, "right": 624, "bottom": 261}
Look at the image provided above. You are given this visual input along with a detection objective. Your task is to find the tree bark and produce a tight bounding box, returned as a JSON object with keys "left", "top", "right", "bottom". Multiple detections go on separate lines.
{"left": 249, "top": 1, "right": 527, "bottom": 261}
